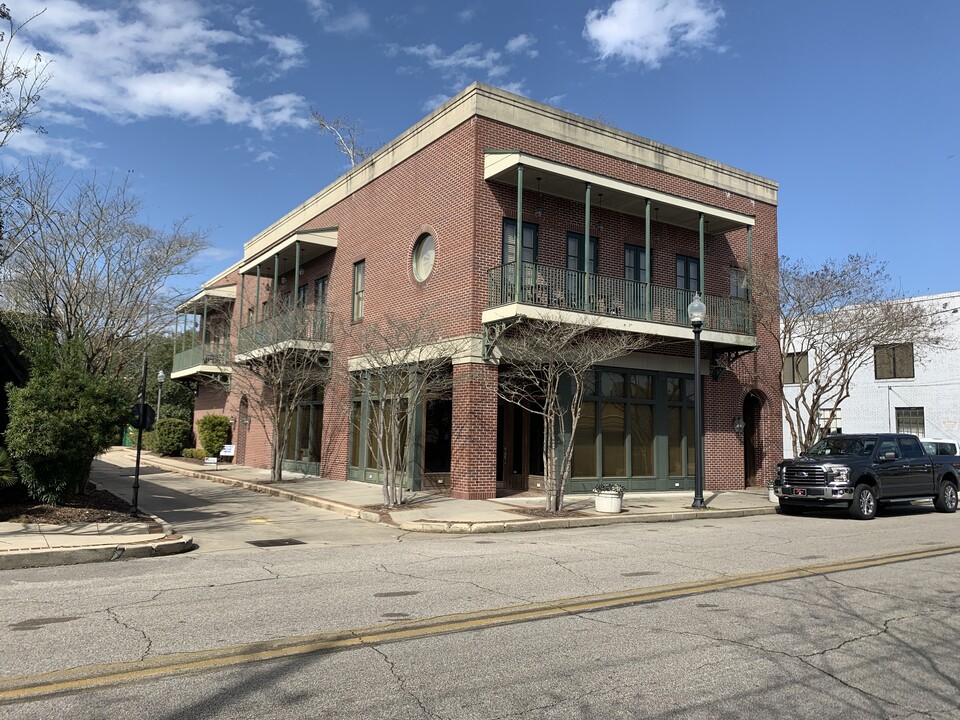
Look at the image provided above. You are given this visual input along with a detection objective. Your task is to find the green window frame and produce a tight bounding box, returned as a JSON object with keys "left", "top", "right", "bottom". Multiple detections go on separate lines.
{"left": 352, "top": 260, "right": 365, "bottom": 321}
{"left": 502, "top": 218, "right": 539, "bottom": 264}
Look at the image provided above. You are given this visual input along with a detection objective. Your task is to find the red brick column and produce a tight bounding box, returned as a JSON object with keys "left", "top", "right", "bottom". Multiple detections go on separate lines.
{"left": 450, "top": 362, "right": 498, "bottom": 499}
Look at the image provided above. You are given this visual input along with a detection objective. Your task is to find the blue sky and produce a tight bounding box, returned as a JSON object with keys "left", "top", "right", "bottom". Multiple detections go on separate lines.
{"left": 7, "top": 0, "right": 959, "bottom": 296}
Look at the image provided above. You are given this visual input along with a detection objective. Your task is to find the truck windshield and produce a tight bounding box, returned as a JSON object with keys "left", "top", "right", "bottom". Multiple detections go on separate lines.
{"left": 805, "top": 437, "right": 876, "bottom": 457}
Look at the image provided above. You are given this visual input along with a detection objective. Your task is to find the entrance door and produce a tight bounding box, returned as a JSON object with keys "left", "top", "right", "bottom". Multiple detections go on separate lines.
{"left": 743, "top": 392, "right": 763, "bottom": 488}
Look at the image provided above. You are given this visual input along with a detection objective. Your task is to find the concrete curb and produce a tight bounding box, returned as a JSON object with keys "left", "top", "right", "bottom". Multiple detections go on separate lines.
{"left": 134, "top": 453, "right": 778, "bottom": 534}
{"left": 0, "top": 534, "right": 194, "bottom": 571}
{"left": 396, "top": 506, "right": 780, "bottom": 533}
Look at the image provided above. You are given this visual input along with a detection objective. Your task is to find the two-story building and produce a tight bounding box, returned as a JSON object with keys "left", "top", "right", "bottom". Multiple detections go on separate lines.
{"left": 172, "top": 83, "right": 783, "bottom": 500}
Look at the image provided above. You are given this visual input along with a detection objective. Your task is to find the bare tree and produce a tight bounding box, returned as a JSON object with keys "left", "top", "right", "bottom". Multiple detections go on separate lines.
{"left": 491, "top": 316, "right": 656, "bottom": 512}
{"left": 0, "top": 161, "right": 209, "bottom": 377}
{"left": 0, "top": 4, "right": 48, "bottom": 149}
{"left": 0, "top": 4, "right": 50, "bottom": 266}
{"left": 754, "top": 254, "right": 948, "bottom": 456}
{"left": 347, "top": 314, "right": 469, "bottom": 507}
{"left": 228, "top": 303, "right": 331, "bottom": 483}
{"left": 310, "top": 110, "right": 373, "bottom": 167}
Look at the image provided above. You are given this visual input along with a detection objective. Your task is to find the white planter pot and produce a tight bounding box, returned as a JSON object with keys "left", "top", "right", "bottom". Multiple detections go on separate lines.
{"left": 768, "top": 486, "right": 777, "bottom": 503}
{"left": 594, "top": 491, "right": 623, "bottom": 514}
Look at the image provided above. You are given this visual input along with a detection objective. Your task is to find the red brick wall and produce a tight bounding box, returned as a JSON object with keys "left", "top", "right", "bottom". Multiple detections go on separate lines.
{"left": 450, "top": 363, "right": 498, "bottom": 499}
{"left": 197, "top": 109, "right": 782, "bottom": 494}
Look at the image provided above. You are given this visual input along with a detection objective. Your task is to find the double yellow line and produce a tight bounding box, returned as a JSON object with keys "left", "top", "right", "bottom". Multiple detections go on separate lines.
{"left": 3, "top": 545, "right": 958, "bottom": 703}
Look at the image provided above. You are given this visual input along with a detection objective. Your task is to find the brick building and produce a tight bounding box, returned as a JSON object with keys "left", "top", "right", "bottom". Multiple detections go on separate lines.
{"left": 172, "top": 83, "right": 783, "bottom": 499}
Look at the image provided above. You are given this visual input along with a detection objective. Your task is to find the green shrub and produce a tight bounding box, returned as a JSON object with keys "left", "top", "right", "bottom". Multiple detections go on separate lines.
{"left": 182, "top": 447, "right": 206, "bottom": 459}
{"left": 153, "top": 418, "right": 192, "bottom": 456}
{"left": 141, "top": 429, "right": 156, "bottom": 452}
{"left": 197, "top": 414, "right": 230, "bottom": 457}
{"left": 0, "top": 446, "right": 16, "bottom": 488}
{"left": 6, "top": 363, "right": 128, "bottom": 504}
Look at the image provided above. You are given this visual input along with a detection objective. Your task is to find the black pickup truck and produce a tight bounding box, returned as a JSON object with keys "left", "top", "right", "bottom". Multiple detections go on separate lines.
{"left": 774, "top": 433, "right": 960, "bottom": 519}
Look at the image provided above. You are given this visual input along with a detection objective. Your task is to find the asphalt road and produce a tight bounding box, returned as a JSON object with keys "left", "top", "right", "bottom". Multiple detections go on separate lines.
{"left": 2, "top": 488, "right": 958, "bottom": 718}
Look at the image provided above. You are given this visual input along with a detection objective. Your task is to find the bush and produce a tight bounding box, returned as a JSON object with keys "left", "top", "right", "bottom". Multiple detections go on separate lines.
{"left": 182, "top": 447, "right": 206, "bottom": 460}
{"left": 140, "top": 429, "right": 156, "bottom": 452}
{"left": 0, "top": 446, "right": 16, "bottom": 488}
{"left": 6, "top": 363, "right": 128, "bottom": 504}
{"left": 197, "top": 414, "right": 230, "bottom": 457}
{"left": 153, "top": 418, "right": 192, "bottom": 456}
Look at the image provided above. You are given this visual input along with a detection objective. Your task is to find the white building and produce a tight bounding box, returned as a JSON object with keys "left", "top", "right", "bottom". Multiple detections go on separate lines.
{"left": 782, "top": 291, "right": 960, "bottom": 457}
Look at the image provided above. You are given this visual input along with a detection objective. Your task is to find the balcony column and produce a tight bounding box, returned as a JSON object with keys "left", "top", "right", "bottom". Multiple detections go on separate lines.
{"left": 698, "top": 213, "right": 705, "bottom": 293}
{"left": 746, "top": 225, "right": 753, "bottom": 299}
{"left": 202, "top": 297, "right": 209, "bottom": 354}
{"left": 238, "top": 274, "right": 245, "bottom": 334}
{"left": 583, "top": 183, "right": 591, "bottom": 311}
{"left": 644, "top": 199, "right": 652, "bottom": 320}
{"left": 294, "top": 240, "right": 301, "bottom": 301}
{"left": 272, "top": 255, "right": 279, "bottom": 316}
{"left": 515, "top": 163, "right": 523, "bottom": 303}
{"left": 255, "top": 266, "right": 261, "bottom": 322}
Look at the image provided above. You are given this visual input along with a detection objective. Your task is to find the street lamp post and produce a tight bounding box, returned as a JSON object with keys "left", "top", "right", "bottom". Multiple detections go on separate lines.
{"left": 688, "top": 293, "right": 707, "bottom": 509}
{"left": 156, "top": 370, "right": 166, "bottom": 421}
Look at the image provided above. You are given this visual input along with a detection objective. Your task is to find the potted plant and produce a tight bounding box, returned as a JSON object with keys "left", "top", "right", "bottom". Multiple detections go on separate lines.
{"left": 592, "top": 482, "right": 626, "bottom": 513}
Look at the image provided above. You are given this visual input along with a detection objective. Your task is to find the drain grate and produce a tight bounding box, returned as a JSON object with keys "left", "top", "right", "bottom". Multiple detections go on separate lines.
{"left": 247, "top": 538, "right": 306, "bottom": 547}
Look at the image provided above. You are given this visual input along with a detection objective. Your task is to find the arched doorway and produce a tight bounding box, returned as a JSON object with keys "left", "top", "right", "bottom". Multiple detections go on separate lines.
{"left": 742, "top": 391, "right": 764, "bottom": 488}
{"left": 237, "top": 396, "right": 249, "bottom": 465}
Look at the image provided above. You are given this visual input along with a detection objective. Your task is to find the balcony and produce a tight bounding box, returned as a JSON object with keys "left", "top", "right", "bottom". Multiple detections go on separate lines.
{"left": 484, "top": 262, "right": 754, "bottom": 346}
{"left": 236, "top": 305, "right": 332, "bottom": 361}
{"left": 171, "top": 342, "right": 232, "bottom": 379}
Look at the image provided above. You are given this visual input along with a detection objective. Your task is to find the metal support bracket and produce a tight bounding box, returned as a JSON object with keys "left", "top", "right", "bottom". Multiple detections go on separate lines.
{"left": 482, "top": 318, "right": 522, "bottom": 359}
{"left": 710, "top": 346, "right": 757, "bottom": 381}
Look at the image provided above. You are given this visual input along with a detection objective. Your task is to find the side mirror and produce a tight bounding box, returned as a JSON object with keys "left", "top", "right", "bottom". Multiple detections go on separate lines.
{"left": 880, "top": 451, "right": 897, "bottom": 462}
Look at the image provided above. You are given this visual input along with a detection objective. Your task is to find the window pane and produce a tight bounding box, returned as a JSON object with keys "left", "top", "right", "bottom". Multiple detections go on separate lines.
{"left": 630, "top": 373, "right": 652, "bottom": 399}
{"left": 874, "top": 346, "right": 893, "bottom": 380}
{"left": 668, "top": 407, "right": 683, "bottom": 475}
{"left": 353, "top": 261, "right": 365, "bottom": 321}
{"left": 350, "top": 403, "right": 361, "bottom": 467}
{"left": 572, "top": 402, "right": 596, "bottom": 477}
{"left": 666, "top": 377, "right": 682, "bottom": 402}
{"left": 895, "top": 343, "right": 915, "bottom": 378}
{"left": 631, "top": 405, "right": 654, "bottom": 476}
{"left": 310, "top": 406, "right": 322, "bottom": 463}
{"left": 895, "top": 407, "right": 925, "bottom": 436}
{"left": 600, "top": 371, "right": 626, "bottom": 397}
{"left": 601, "top": 403, "right": 626, "bottom": 477}
{"left": 282, "top": 409, "right": 296, "bottom": 461}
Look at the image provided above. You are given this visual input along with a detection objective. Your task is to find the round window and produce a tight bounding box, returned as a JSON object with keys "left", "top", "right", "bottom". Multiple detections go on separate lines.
{"left": 413, "top": 233, "right": 435, "bottom": 281}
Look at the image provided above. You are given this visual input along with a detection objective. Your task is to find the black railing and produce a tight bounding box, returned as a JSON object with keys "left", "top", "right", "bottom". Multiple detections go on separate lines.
{"left": 487, "top": 262, "right": 753, "bottom": 335}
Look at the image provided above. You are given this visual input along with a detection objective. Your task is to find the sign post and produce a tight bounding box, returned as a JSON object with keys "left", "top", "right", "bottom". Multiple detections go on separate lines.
{"left": 131, "top": 353, "right": 150, "bottom": 516}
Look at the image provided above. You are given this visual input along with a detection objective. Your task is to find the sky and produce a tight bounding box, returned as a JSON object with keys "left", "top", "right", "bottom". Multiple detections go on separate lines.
{"left": 5, "top": 0, "right": 959, "bottom": 297}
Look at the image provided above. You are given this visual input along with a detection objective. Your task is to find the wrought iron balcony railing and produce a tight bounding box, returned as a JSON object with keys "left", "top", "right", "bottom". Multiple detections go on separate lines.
{"left": 172, "top": 342, "right": 232, "bottom": 374}
{"left": 237, "top": 305, "right": 331, "bottom": 356}
{"left": 487, "top": 262, "right": 753, "bottom": 335}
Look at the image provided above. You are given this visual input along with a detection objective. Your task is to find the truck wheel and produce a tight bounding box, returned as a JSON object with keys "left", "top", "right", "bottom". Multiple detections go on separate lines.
{"left": 779, "top": 500, "right": 805, "bottom": 516}
{"left": 933, "top": 481, "right": 958, "bottom": 513}
{"left": 849, "top": 484, "right": 877, "bottom": 520}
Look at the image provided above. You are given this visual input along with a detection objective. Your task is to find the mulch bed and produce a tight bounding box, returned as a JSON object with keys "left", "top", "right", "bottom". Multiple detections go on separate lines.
{"left": 0, "top": 485, "right": 137, "bottom": 525}
{"left": 505, "top": 507, "right": 589, "bottom": 518}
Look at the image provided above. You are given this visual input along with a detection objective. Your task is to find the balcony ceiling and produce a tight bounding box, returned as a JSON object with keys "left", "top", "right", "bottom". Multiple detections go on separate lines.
{"left": 484, "top": 151, "right": 753, "bottom": 235}
{"left": 240, "top": 227, "right": 338, "bottom": 276}
{"left": 176, "top": 284, "right": 236, "bottom": 314}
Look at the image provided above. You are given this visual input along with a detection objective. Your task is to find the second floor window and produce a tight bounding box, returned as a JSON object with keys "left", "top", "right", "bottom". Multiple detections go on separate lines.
{"left": 502, "top": 219, "right": 538, "bottom": 265}
{"left": 315, "top": 276, "right": 328, "bottom": 307}
{"left": 566, "top": 232, "right": 598, "bottom": 273}
{"left": 875, "top": 343, "right": 914, "bottom": 379}
{"left": 730, "top": 268, "right": 748, "bottom": 299}
{"left": 676, "top": 255, "right": 700, "bottom": 292}
{"left": 352, "top": 260, "right": 365, "bottom": 321}
{"left": 624, "top": 244, "right": 647, "bottom": 283}
{"left": 782, "top": 351, "right": 809, "bottom": 385}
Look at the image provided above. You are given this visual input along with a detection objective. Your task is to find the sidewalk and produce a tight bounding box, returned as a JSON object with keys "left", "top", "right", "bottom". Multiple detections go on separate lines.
{"left": 0, "top": 447, "right": 778, "bottom": 569}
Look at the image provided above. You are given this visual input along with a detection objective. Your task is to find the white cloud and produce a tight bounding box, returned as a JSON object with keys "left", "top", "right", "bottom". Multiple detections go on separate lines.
{"left": 398, "top": 42, "right": 510, "bottom": 84}
{"left": 505, "top": 34, "right": 538, "bottom": 58}
{"left": 305, "top": 1, "right": 371, "bottom": 33}
{"left": 13, "top": 0, "right": 311, "bottom": 133}
{"left": 458, "top": 8, "right": 476, "bottom": 22}
{"left": 421, "top": 94, "right": 451, "bottom": 113}
{"left": 583, "top": 0, "right": 725, "bottom": 68}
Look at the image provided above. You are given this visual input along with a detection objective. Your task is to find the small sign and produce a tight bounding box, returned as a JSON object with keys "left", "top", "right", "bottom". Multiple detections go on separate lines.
{"left": 130, "top": 404, "right": 156, "bottom": 431}
{"left": 220, "top": 444, "right": 236, "bottom": 457}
